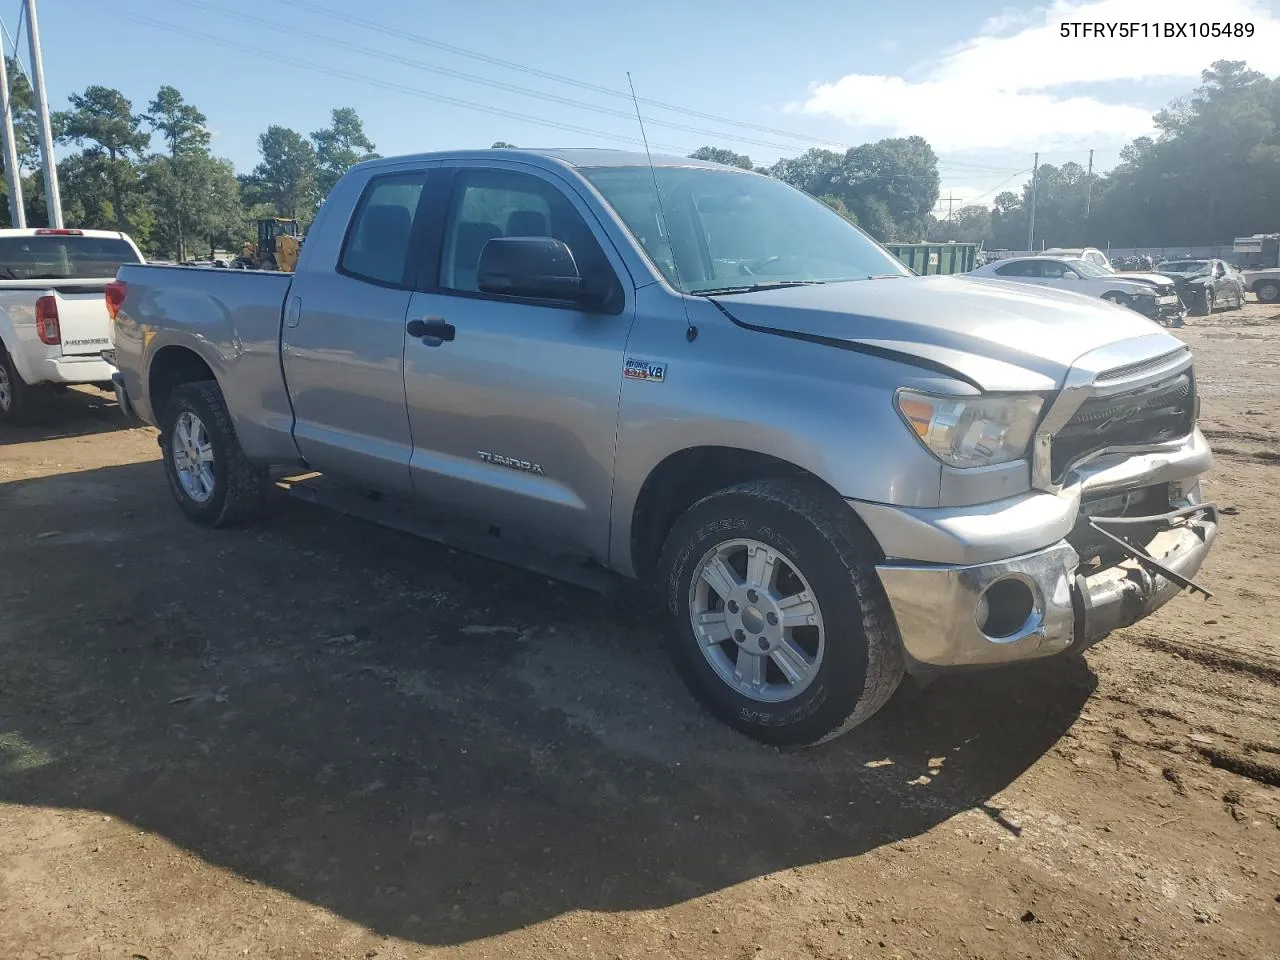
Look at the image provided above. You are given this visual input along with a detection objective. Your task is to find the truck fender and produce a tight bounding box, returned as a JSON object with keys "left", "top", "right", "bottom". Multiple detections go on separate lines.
{"left": 0, "top": 306, "right": 39, "bottom": 384}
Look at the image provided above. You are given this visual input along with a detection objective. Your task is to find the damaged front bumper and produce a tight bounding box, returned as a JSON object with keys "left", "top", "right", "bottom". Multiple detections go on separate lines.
{"left": 1130, "top": 294, "right": 1186, "bottom": 327}
{"left": 871, "top": 495, "right": 1218, "bottom": 671}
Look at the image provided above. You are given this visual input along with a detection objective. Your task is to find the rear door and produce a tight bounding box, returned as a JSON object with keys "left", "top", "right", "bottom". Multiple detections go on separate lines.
{"left": 281, "top": 165, "right": 437, "bottom": 495}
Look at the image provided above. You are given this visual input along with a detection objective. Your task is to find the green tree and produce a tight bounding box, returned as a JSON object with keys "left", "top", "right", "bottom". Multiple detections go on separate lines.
{"left": 145, "top": 153, "right": 242, "bottom": 261}
{"left": 311, "top": 107, "right": 377, "bottom": 197}
{"left": 490, "top": 141, "right": 517, "bottom": 148}
{"left": 768, "top": 148, "right": 844, "bottom": 195}
{"left": 54, "top": 85, "right": 150, "bottom": 233}
{"left": 992, "top": 61, "right": 1280, "bottom": 248}
{"left": 946, "top": 204, "right": 993, "bottom": 243}
{"left": 0, "top": 57, "right": 39, "bottom": 226}
{"left": 145, "top": 85, "right": 210, "bottom": 157}
{"left": 689, "top": 146, "right": 753, "bottom": 169}
{"left": 241, "top": 125, "right": 318, "bottom": 220}
{"left": 830, "top": 137, "right": 939, "bottom": 241}
{"left": 142, "top": 86, "right": 223, "bottom": 261}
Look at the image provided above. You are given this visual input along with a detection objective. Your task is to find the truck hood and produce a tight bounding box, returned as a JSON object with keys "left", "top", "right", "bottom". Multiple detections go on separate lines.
{"left": 708, "top": 275, "right": 1183, "bottom": 392}
{"left": 1110, "top": 272, "right": 1176, "bottom": 287}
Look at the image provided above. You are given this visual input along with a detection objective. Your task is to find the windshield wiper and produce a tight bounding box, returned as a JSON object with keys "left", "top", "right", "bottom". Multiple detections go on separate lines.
{"left": 695, "top": 280, "right": 823, "bottom": 296}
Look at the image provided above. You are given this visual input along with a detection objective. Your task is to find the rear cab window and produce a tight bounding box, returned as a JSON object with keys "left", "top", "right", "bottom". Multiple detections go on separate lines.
{"left": 0, "top": 234, "right": 142, "bottom": 281}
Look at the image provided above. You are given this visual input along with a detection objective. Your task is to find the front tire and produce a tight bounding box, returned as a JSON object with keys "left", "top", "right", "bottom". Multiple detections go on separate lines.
{"left": 655, "top": 479, "right": 904, "bottom": 746}
{"left": 160, "top": 381, "right": 267, "bottom": 526}
{"left": 1195, "top": 288, "right": 1215, "bottom": 316}
{"left": 1256, "top": 281, "right": 1280, "bottom": 304}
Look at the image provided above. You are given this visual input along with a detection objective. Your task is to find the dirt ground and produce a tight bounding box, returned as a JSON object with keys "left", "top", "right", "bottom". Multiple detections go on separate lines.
{"left": 1, "top": 302, "right": 1277, "bottom": 960}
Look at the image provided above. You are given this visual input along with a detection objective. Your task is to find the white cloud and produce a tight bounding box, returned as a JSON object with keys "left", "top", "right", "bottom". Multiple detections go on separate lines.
{"left": 978, "top": 6, "right": 1039, "bottom": 36}
{"left": 797, "top": 0, "right": 1280, "bottom": 152}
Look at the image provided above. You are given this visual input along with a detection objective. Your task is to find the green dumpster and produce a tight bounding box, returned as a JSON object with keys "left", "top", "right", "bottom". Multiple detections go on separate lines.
{"left": 885, "top": 242, "right": 978, "bottom": 276}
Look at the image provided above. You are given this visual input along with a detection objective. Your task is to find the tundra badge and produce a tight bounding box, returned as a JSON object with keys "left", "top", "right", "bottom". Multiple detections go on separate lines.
{"left": 478, "top": 451, "right": 545, "bottom": 475}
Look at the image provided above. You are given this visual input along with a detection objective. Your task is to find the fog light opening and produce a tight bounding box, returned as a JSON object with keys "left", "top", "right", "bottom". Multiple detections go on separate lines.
{"left": 976, "top": 577, "right": 1038, "bottom": 640}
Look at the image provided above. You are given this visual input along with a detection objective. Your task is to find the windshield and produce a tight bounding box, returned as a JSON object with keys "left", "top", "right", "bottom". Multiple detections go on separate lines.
{"left": 1157, "top": 260, "right": 1210, "bottom": 276}
{"left": 0, "top": 235, "right": 141, "bottom": 281}
{"left": 579, "top": 165, "right": 910, "bottom": 294}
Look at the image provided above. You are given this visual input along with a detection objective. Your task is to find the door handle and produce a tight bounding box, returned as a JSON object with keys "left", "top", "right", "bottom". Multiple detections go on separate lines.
{"left": 406, "top": 316, "right": 455, "bottom": 346}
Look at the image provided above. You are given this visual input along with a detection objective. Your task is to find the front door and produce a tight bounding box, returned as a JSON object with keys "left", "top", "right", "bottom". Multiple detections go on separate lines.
{"left": 282, "top": 168, "right": 432, "bottom": 494}
{"left": 402, "top": 163, "right": 635, "bottom": 560}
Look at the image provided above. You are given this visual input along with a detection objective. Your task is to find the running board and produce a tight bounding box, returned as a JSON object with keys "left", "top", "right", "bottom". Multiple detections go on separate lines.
{"left": 274, "top": 473, "right": 619, "bottom": 595}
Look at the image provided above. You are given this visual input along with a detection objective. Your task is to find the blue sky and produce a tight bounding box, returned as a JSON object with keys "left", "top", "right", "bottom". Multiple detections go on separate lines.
{"left": 27, "top": 0, "right": 1280, "bottom": 211}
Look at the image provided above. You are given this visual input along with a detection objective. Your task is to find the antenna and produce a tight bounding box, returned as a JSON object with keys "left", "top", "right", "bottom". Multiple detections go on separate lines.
{"left": 627, "top": 71, "right": 697, "bottom": 342}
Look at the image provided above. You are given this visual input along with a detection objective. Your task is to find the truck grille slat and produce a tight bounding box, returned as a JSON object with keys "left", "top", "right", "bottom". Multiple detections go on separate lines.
{"left": 1051, "top": 370, "right": 1195, "bottom": 479}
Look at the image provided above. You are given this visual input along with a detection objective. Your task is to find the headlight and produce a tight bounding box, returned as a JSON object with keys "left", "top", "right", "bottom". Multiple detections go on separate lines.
{"left": 895, "top": 390, "right": 1043, "bottom": 468}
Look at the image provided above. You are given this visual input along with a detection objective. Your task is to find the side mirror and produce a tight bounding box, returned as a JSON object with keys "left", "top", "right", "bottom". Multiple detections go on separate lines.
{"left": 1062, "top": 271, "right": 1079, "bottom": 280}
{"left": 477, "top": 236, "right": 597, "bottom": 306}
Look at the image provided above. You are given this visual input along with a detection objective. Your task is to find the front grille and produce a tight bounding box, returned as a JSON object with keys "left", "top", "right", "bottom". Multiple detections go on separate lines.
{"left": 1092, "top": 347, "right": 1187, "bottom": 383}
{"left": 1051, "top": 370, "right": 1195, "bottom": 479}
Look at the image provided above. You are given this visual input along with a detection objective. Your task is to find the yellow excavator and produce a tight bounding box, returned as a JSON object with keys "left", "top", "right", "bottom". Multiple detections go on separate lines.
{"left": 232, "top": 218, "right": 302, "bottom": 272}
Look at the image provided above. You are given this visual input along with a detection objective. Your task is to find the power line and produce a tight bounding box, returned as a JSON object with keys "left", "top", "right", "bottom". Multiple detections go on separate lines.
{"left": 160, "top": 0, "right": 843, "bottom": 156}
{"left": 263, "top": 0, "right": 1023, "bottom": 174}
{"left": 94, "top": 4, "right": 975, "bottom": 185}
{"left": 98, "top": 7, "right": 692, "bottom": 152}
{"left": 157, "top": 0, "right": 1021, "bottom": 174}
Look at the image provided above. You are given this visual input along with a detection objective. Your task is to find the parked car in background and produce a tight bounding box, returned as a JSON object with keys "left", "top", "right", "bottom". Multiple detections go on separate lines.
{"left": 1044, "top": 247, "right": 1113, "bottom": 271}
{"left": 969, "top": 255, "right": 1185, "bottom": 326}
{"left": 0, "top": 227, "right": 145, "bottom": 422}
{"left": 109, "top": 148, "right": 1218, "bottom": 746}
{"left": 1154, "top": 259, "right": 1245, "bottom": 315}
{"left": 1240, "top": 266, "right": 1280, "bottom": 304}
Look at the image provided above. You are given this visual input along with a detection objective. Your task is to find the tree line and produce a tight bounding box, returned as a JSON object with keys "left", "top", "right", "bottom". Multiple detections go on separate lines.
{"left": 0, "top": 63, "right": 377, "bottom": 261}
{"left": 940, "top": 61, "right": 1280, "bottom": 250}
{"left": 3, "top": 57, "right": 1270, "bottom": 259}
{"left": 690, "top": 60, "right": 1280, "bottom": 252}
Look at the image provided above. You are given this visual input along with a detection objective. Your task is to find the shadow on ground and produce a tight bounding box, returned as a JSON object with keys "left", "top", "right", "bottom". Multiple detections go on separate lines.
{"left": 0, "top": 386, "right": 131, "bottom": 445}
{"left": 0, "top": 460, "right": 1094, "bottom": 946}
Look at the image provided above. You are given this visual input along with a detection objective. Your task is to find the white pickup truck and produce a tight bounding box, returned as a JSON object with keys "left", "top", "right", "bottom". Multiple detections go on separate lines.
{"left": 0, "top": 227, "right": 145, "bottom": 422}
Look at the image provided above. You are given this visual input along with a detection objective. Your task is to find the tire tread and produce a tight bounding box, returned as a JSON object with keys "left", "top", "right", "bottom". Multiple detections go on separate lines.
{"left": 163, "top": 381, "right": 267, "bottom": 526}
{"left": 658, "top": 476, "right": 905, "bottom": 745}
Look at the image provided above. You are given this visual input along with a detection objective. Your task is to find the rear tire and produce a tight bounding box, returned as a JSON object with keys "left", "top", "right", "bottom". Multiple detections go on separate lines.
{"left": 0, "top": 346, "right": 45, "bottom": 424}
{"left": 655, "top": 478, "right": 904, "bottom": 746}
{"left": 160, "top": 381, "right": 267, "bottom": 527}
{"left": 1256, "top": 281, "right": 1280, "bottom": 304}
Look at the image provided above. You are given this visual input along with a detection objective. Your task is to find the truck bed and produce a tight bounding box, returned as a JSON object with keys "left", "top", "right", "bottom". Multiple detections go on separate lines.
{"left": 112, "top": 263, "right": 297, "bottom": 461}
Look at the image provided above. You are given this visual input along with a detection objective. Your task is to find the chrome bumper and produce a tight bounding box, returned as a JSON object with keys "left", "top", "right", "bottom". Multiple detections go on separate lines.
{"left": 875, "top": 504, "right": 1218, "bottom": 670}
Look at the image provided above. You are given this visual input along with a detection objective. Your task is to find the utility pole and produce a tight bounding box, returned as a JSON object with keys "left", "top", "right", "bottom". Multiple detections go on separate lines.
{"left": 1084, "top": 148, "right": 1094, "bottom": 223}
{"left": 24, "top": 0, "right": 60, "bottom": 228}
{"left": 0, "top": 34, "right": 25, "bottom": 227}
{"left": 1026, "top": 152, "right": 1039, "bottom": 253}
{"left": 937, "top": 193, "right": 961, "bottom": 239}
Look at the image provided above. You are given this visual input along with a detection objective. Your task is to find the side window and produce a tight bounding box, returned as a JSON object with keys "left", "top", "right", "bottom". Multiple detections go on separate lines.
{"left": 995, "top": 260, "right": 1035, "bottom": 277}
{"left": 439, "top": 168, "right": 616, "bottom": 299}
{"left": 339, "top": 172, "right": 426, "bottom": 287}
{"left": 1040, "top": 261, "right": 1069, "bottom": 279}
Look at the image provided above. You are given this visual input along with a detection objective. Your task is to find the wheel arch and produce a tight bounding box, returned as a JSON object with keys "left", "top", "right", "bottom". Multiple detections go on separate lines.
{"left": 626, "top": 445, "right": 855, "bottom": 582}
{"left": 148, "top": 344, "right": 219, "bottom": 426}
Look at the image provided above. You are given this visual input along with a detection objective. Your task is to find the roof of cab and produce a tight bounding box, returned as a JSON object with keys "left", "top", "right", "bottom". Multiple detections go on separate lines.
{"left": 351, "top": 147, "right": 742, "bottom": 174}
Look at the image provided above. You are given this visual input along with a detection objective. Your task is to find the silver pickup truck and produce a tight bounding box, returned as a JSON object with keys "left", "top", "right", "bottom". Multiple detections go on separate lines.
{"left": 111, "top": 149, "right": 1218, "bottom": 746}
